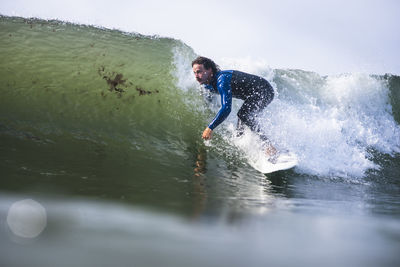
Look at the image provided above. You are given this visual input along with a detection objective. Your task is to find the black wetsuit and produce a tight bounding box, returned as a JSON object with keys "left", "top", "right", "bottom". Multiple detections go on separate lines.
{"left": 204, "top": 70, "right": 274, "bottom": 137}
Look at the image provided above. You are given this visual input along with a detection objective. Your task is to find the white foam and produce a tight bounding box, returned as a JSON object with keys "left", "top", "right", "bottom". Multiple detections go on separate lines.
{"left": 172, "top": 45, "right": 197, "bottom": 92}
{"left": 260, "top": 71, "right": 400, "bottom": 178}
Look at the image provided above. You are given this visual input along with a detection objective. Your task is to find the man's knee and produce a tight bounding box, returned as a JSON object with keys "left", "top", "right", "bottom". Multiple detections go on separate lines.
{"left": 237, "top": 112, "right": 257, "bottom": 131}
{"left": 237, "top": 110, "right": 252, "bottom": 126}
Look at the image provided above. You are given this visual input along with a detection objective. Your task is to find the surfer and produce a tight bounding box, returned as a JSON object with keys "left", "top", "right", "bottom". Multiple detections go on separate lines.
{"left": 192, "top": 56, "right": 277, "bottom": 157}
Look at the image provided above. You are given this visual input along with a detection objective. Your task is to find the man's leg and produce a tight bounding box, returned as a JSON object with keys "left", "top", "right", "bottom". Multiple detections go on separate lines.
{"left": 236, "top": 118, "right": 246, "bottom": 137}
{"left": 236, "top": 99, "right": 255, "bottom": 136}
{"left": 237, "top": 95, "right": 277, "bottom": 157}
{"left": 236, "top": 95, "right": 265, "bottom": 136}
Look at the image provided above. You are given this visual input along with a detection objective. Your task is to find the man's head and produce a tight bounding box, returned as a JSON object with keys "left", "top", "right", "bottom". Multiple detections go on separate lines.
{"left": 192, "top": 56, "right": 220, "bottom": 85}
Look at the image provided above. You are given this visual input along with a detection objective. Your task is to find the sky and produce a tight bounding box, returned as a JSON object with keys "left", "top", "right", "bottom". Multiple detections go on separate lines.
{"left": 1, "top": 0, "right": 399, "bottom": 75}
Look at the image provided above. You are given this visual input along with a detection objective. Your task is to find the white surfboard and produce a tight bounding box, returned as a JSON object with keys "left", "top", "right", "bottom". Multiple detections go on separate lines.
{"left": 213, "top": 127, "right": 298, "bottom": 174}
{"left": 248, "top": 151, "right": 298, "bottom": 174}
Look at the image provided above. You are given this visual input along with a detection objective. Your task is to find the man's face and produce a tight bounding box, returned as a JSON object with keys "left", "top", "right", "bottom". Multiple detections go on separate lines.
{"left": 192, "top": 64, "right": 213, "bottom": 85}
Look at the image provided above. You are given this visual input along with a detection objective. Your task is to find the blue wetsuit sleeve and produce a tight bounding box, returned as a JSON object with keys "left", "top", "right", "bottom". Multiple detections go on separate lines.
{"left": 208, "top": 74, "right": 232, "bottom": 130}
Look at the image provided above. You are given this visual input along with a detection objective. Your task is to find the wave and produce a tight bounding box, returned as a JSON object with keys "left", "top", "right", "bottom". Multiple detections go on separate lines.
{"left": 1, "top": 16, "right": 399, "bottom": 180}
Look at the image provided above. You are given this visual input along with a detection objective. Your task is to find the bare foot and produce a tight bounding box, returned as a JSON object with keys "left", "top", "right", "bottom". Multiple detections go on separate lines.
{"left": 266, "top": 145, "right": 279, "bottom": 163}
{"left": 265, "top": 144, "right": 277, "bottom": 157}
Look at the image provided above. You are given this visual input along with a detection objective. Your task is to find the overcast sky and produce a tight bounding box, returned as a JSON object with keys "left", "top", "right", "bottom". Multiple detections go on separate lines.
{"left": 1, "top": 0, "right": 399, "bottom": 75}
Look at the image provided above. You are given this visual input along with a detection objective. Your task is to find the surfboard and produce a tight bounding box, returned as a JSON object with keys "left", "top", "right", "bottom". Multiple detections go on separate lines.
{"left": 210, "top": 127, "right": 298, "bottom": 174}
{"left": 248, "top": 151, "right": 298, "bottom": 174}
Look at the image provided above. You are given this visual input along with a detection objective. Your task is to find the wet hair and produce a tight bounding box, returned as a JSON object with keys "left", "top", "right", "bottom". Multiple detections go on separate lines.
{"left": 191, "top": 56, "right": 220, "bottom": 74}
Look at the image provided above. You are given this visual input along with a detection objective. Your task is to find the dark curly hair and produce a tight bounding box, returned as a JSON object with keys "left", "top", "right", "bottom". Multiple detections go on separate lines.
{"left": 191, "top": 56, "right": 220, "bottom": 75}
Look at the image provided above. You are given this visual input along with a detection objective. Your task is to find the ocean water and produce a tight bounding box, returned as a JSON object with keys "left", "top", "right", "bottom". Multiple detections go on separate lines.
{"left": 0, "top": 16, "right": 400, "bottom": 267}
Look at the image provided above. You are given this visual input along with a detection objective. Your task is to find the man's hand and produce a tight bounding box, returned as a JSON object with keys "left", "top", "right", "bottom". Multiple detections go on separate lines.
{"left": 202, "top": 127, "right": 213, "bottom": 140}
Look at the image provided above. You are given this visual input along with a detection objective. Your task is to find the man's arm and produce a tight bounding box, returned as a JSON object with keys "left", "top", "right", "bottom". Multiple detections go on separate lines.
{"left": 207, "top": 73, "right": 233, "bottom": 130}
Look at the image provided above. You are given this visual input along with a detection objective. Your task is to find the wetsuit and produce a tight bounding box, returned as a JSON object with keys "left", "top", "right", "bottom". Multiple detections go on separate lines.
{"left": 205, "top": 70, "right": 274, "bottom": 137}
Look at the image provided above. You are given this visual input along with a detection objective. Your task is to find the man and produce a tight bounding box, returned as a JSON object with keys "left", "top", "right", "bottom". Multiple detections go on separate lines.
{"left": 192, "top": 56, "right": 277, "bottom": 157}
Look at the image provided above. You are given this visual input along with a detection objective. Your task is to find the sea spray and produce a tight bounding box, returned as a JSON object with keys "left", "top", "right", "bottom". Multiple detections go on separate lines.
{"left": 266, "top": 71, "right": 400, "bottom": 177}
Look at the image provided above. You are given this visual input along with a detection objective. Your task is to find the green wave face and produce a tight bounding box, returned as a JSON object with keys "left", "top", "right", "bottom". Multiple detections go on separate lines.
{"left": 387, "top": 74, "right": 400, "bottom": 124}
{"left": 0, "top": 16, "right": 199, "bottom": 132}
{"left": 0, "top": 16, "right": 208, "bottom": 202}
